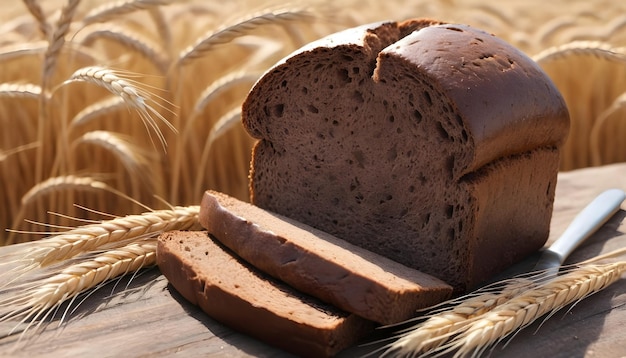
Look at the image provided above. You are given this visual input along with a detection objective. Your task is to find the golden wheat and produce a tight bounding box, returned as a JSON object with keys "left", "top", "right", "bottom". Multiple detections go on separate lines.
{"left": 384, "top": 262, "right": 626, "bottom": 357}
{"left": 383, "top": 278, "right": 536, "bottom": 356}
{"left": 191, "top": 71, "right": 261, "bottom": 116}
{"left": 68, "top": 96, "right": 126, "bottom": 129}
{"left": 19, "top": 175, "right": 113, "bottom": 208}
{"left": 533, "top": 41, "right": 626, "bottom": 65}
{"left": 1, "top": 1, "right": 626, "bottom": 354}
{"left": 10, "top": 205, "right": 200, "bottom": 268}
{"left": 194, "top": 107, "right": 242, "bottom": 195}
{"left": 590, "top": 92, "right": 626, "bottom": 165}
{"left": 7, "top": 176, "right": 117, "bottom": 245}
{"left": 0, "top": 83, "right": 42, "bottom": 100}
{"left": 21, "top": 0, "right": 52, "bottom": 39}
{"left": 0, "top": 0, "right": 333, "bottom": 241}
{"left": 42, "top": 0, "right": 81, "bottom": 81}
{"left": 452, "top": 263, "right": 626, "bottom": 357}
{"left": 0, "top": 240, "right": 157, "bottom": 339}
{"left": 79, "top": 23, "right": 170, "bottom": 72}
{"left": 81, "top": 0, "right": 173, "bottom": 25}
{"left": 61, "top": 66, "right": 175, "bottom": 148}
{"left": 177, "top": 6, "right": 316, "bottom": 65}
{"left": 534, "top": 42, "right": 626, "bottom": 170}
{"left": 71, "top": 130, "right": 152, "bottom": 182}
{"left": 0, "top": 142, "right": 39, "bottom": 163}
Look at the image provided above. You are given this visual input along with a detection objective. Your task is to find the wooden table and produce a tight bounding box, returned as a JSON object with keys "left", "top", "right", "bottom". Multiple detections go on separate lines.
{"left": 2, "top": 163, "right": 626, "bottom": 357}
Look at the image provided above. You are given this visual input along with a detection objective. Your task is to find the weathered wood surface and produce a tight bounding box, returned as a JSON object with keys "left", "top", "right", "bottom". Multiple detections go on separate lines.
{"left": 2, "top": 163, "right": 626, "bottom": 357}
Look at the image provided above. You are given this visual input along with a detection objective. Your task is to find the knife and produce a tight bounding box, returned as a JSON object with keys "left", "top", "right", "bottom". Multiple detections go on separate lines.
{"left": 533, "top": 188, "right": 626, "bottom": 276}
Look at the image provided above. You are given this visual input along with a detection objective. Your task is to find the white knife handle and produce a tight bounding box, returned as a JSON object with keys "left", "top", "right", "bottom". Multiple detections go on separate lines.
{"left": 548, "top": 188, "right": 626, "bottom": 265}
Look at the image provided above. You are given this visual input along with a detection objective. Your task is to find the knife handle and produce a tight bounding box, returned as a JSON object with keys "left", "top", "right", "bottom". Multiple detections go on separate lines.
{"left": 548, "top": 188, "right": 626, "bottom": 265}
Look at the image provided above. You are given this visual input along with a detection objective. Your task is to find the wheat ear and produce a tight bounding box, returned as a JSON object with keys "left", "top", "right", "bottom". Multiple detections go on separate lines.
{"left": 79, "top": 24, "right": 169, "bottom": 72}
{"left": 0, "top": 240, "right": 157, "bottom": 339}
{"left": 436, "top": 262, "right": 626, "bottom": 358}
{"left": 14, "top": 205, "right": 199, "bottom": 268}
{"left": 69, "top": 96, "right": 126, "bottom": 129}
{"left": 81, "top": 0, "right": 172, "bottom": 25}
{"left": 177, "top": 6, "right": 314, "bottom": 65}
{"left": 71, "top": 130, "right": 153, "bottom": 177}
{"left": 61, "top": 66, "right": 176, "bottom": 149}
{"left": 383, "top": 277, "right": 536, "bottom": 356}
{"left": 0, "top": 83, "right": 42, "bottom": 100}
{"left": 533, "top": 41, "right": 626, "bottom": 65}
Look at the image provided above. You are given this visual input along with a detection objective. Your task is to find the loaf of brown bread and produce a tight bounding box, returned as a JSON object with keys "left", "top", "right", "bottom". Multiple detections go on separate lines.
{"left": 157, "top": 230, "right": 374, "bottom": 357}
{"left": 242, "top": 19, "right": 569, "bottom": 291}
{"left": 199, "top": 190, "right": 452, "bottom": 325}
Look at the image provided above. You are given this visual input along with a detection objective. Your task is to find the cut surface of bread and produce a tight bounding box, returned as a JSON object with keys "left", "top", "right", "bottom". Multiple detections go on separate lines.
{"left": 199, "top": 190, "right": 452, "bottom": 325}
{"left": 242, "top": 19, "right": 569, "bottom": 291}
{"left": 157, "top": 230, "right": 374, "bottom": 357}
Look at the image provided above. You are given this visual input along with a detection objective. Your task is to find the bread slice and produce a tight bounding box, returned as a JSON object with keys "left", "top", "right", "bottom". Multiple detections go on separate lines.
{"left": 241, "top": 19, "right": 569, "bottom": 291}
{"left": 199, "top": 190, "right": 452, "bottom": 325}
{"left": 157, "top": 230, "right": 374, "bottom": 358}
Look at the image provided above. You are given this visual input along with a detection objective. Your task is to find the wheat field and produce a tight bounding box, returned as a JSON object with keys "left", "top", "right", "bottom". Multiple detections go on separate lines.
{"left": 1, "top": 0, "right": 626, "bottom": 245}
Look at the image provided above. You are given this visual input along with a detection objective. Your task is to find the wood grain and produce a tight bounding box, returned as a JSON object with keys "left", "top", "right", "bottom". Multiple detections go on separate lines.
{"left": 2, "top": 163, "right": 626, "bottom": 357}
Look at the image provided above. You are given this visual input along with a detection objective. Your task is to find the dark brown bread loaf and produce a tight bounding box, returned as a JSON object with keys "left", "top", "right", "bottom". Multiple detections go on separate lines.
{"left": 157, "top": 230, "right": 374, "bottom": 358}
{"left": 242, "top": 19, "right": 569, "bottom": 291}
{"left": 199, "top": 190, "right": 452, "bottom": 325}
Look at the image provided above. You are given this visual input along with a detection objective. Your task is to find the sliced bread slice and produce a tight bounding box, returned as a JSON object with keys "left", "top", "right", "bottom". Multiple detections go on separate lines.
{"left": 157, "top": 230, "right": 374, "bottom": 358}
{"left": 199, "top": 190, "right": 452, "bottom": 325}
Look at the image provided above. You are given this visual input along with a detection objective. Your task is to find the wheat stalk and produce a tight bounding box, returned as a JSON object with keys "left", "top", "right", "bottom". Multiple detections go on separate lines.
{"left": 589, "top": 92, "right": 626, "bottom": 165}
{"left": 0, "top": 240, "right": 157, "bottom": 339}
{"left": 22, "top": 0, "right": 52, "bottom": 39}
{"left": 0, "top": 142, "right": 39, "bottom": 163}
{"left": 384, "top": 262, "right": 626, "bottom": 357}
{"left": 193, "top": 107, "right": 242, "bottom": 195}
{"left": 35, "top": 0, "right": 81, "bottom": 185}
{"left": 42, "top": 0, "right": 81, "bottom": 81}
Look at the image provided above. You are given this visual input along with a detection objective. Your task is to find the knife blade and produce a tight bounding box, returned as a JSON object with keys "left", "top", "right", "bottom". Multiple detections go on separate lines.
{"left": 533, "top": 188, "right": 626, "bottom": 276}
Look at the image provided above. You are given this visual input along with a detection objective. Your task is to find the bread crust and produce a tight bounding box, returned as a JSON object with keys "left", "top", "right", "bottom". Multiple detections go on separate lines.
{"left": 377, "top": 23, "right": 569, "bottom": 177}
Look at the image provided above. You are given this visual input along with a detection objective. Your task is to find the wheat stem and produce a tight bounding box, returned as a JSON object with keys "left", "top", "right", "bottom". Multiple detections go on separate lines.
{"left": 21, "top": 0, "right": 52, "bottom": 39}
